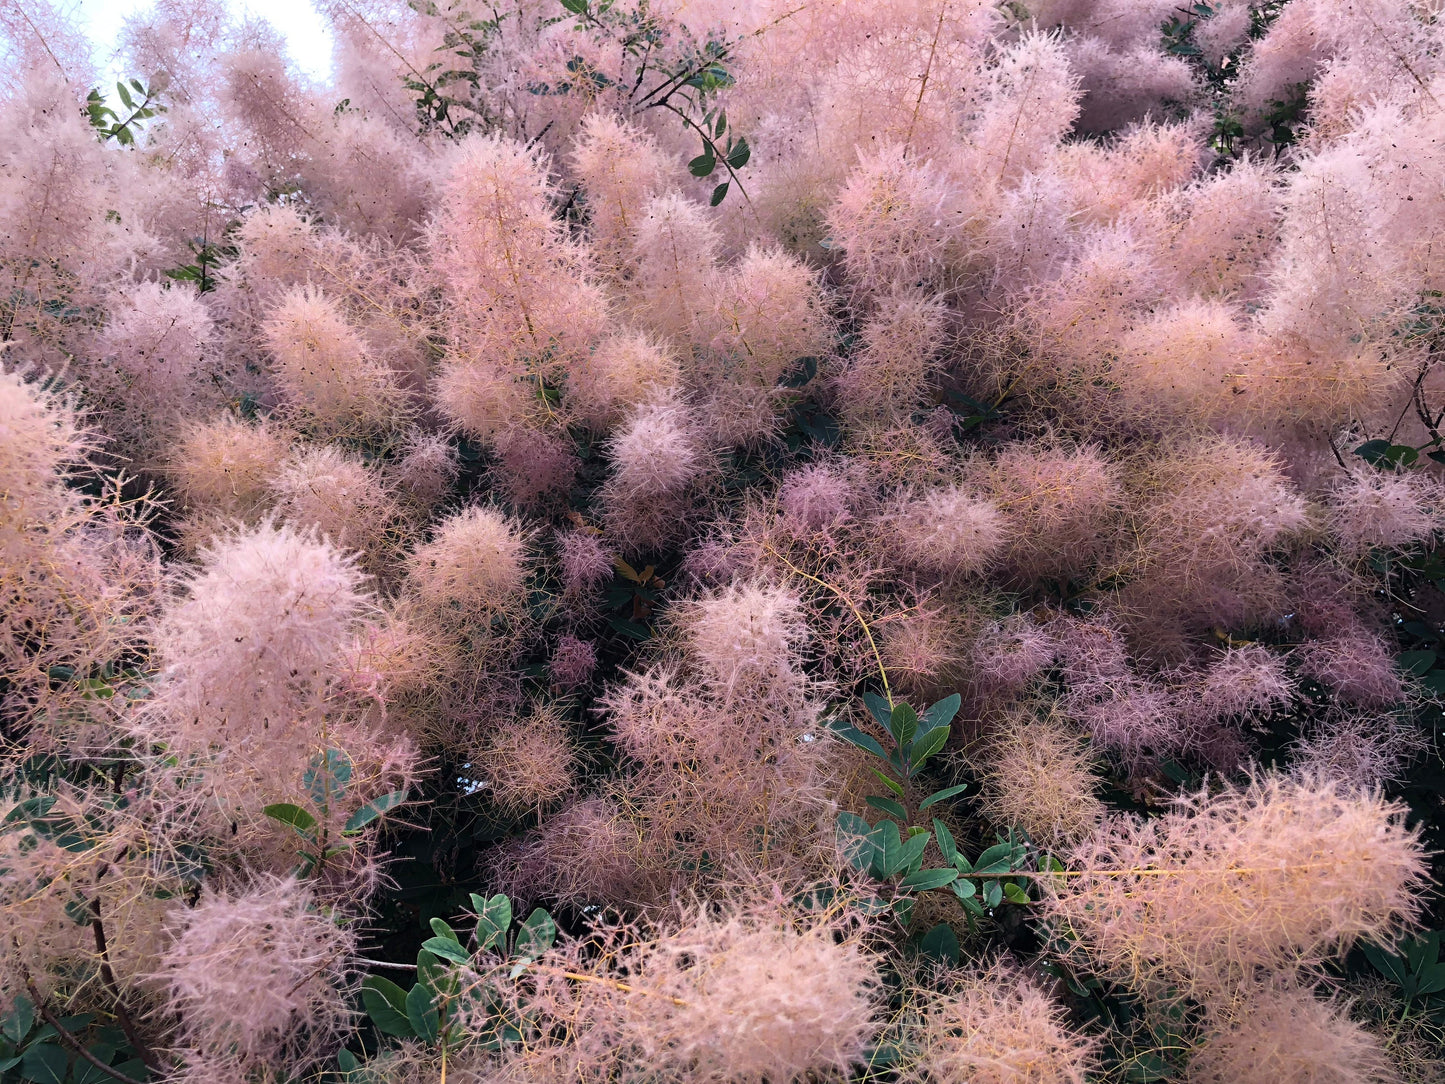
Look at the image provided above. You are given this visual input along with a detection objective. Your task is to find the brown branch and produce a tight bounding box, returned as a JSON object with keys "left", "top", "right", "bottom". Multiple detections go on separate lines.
{"left": 1387, "top": 359, "right": 1428, "bottom": 442}
{"left": 1412, "top": 362, "right": 1443, "bottom": 447}
{"left": 22, "top": 976, "right": 147, "bottom": 1084}
{"left": 904, "top": 0, "right": 948, "bottom": 156}
{"left": 90, "top": 896, "right": 165, "bottom": 1072}
{"left": 649, "top": 99, "right": 751, "bottom": 203}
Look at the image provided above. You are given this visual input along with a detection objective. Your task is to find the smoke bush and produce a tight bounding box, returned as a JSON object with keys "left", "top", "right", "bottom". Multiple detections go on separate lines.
{"left": 626, "top": 904, "right": 880, "bottom": 1081}
{"left": 481, "top": 703, "right": 578, "bottom": 814}
{"left": 430, "top": 133, "right": 604, "bottom": 362}
{"left": 145, "top": 518, "right": 369, "bottom": 750}
{"left": 158, "top": 876, "right": 355, "bottom": 1070}
{"left": 900, "top": 957, "right": 1096, "bottom": 1084}
{"left": 5, "top": 2, "right": 1445, "bottom": 1076}
{"left": 986, "top": 441, "right": 1123, "bottom": 586}
{"left": 548, "top": 632, "right": 598, "bottom": 690}
{"left": 1114, "top": 438, "right": 1309, "bottom": 654}
{"left": 631, "top": 192, "right": 721, "bottom": 342}
{"left": 835, "top": 287, "right": 949, "bottom": 426}
{"left": 167, "top": 414, "right": 292, "bottom": 525}
{"left": 1048, "top": 774, "right": 1428, "bottom": 1006}
{"left": 885, "top": 484, "right": 1008, "bottom": 580}
{"left": 1187, "top": 985, "right": 1393, "bottom": 1084}
{"left": 262, "top": 286, "right": 409, "bottom": 439}
{"left": 1, "top": 367, "right": 158, "bottom": 724}
{"left": 473, "top": 898, "right": 880, "bottom": 1082}
{"left": 972, "top": 710, "right": 1105, "bottom": 847}
{"left": 827, "top": 144, "right": 958, "bottom": 294}
{"left": 674, "top": 580, "right": 805, "bottom": 693}
{"left": 1328, "top": 469, "right": 1443, "bottom": 553}
{"left": 778, "top": 462, "right": 856, "bottom": 533}
{"left": 567, "top": 328, "right": 681, "bottom": 431}
{"left": 266, "top": 443, "right": 402, "bottom": 576}
{"left": 556, "top": 529, "right": 613, "bottom": 597}
{"left": 405, "top": 505, "right": 529, "bottom": 627}
{"left": 91, "top": 281, "right": 220, "bottom": 468}
{"left": 570, "top": 112, "right": 674, "bottom": 278}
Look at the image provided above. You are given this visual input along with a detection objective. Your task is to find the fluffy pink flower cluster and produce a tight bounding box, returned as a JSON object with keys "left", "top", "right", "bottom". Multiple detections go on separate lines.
{"left": 4, "top": 0, "right": 1444, "bottom": 1076}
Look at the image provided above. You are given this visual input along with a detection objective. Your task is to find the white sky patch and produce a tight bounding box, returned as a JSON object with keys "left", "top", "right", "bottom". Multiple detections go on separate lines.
{"left": 77, "top": 0, "right": 335, "bottom": 84}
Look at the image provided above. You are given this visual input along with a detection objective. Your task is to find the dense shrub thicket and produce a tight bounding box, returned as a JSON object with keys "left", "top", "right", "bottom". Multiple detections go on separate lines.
{"left": 3, "top": 0, "right": 1445, "bottom": 1080}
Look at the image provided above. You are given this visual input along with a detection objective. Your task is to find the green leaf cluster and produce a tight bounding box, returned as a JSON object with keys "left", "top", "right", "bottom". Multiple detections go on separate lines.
{"left": 0, "top": 996, "right": 151, "bottom": 1084}
{"left": 358, "top": 894, "right": 555, "bottom": 1055}
{"left": 262, "top": 749, "right": 407, "bottom": 879}
{"left": 84, "top": 81, "right": 163, "bottom": 147}
{"left": 1364, "top": 931, "right": 1445, "bottom": 1004}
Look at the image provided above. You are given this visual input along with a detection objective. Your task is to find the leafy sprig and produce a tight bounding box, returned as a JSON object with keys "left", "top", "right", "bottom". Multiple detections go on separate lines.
{"left": 829, "top": 693, "right": 1044, "bottom": 937}
{"left": 262, "top": 749, "right": 408, "bottom": 880}
{"left": 85, "top": 81, "right": 163, "bottom": 147}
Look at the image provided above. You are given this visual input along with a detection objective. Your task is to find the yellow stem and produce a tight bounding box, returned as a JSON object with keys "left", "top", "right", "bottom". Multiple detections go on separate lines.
{"left": 760, "top": 543, "right": 891, "bottom": 705}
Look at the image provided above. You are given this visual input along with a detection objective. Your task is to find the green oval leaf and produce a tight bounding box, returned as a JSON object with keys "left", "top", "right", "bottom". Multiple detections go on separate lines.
{"left": 362, "top": 976, "right": 415, "bottom": 1038}
{"left": 865, "top": 795, "right": 907, "bottom": 820}
{"left": 1398, "top": 650, "right": 1437, "bottom": 676}
{"left": 884, "top": 827, "right": 931, "bottom": 878}
{"left": 919, "top": 783, "right": 968, "bottom": 811}
{"left": 20, "top": 1043, "right": 66, "bottom": 1084}
{"left": 828, "top": 720, "right": 887, "bottom": 760}
{"left": 918, "top": 922, "right": 960, "bottom": 964}
{"left": 429, "top": 917, "right": 460, "bottom": 943}
{"left": 863, "top": 691, "right": 893, "bottom": 730}
{"left": 1002, "top": 881, "right": 1032, "bottom": 905}
{"left": 405, "top": 983, "right": 439, "bottom": 1043}
{"left": 889, "top": 703, "right": 919, "bottom": 746}
{"left": 932, "top": 817, "right": 958, "bottom": 866}
{"left": 891, "top": 895, "right": 915, "bottom": 926}
{"left": 984, "top": 879, "right": 1003, "bottom": 908}
{"left": 870, "top": 768, "right": 905, "bottom": 797}
{"left": 515, "top": 908, "right": 556, "bottom": 962}
{"left": 471, "top": 893, "right": 513, "bottom": 952}
{"left": 837, "top": 812, "right": 880, "bottom": 874}
{"left": 898, "top": 866, "right": 959, "bottom": 891}
{"left": 305, "top": 748, "right": 353, "bottom": 805}
{"left": 421, "top": 937, "right": 470, "bottom": 964}
{"left": 922, "top": 693, "right": 961, "bottom": 730}
{"left": 972, "top": 842, "right": 1018, "bottom": 877}
{"left": 416, "top": 947, "right": 460, "bottom": 1000}
{"left": 263, "top": 803, "right": 317, "bottom": 835}
{"left": 951, "top": 876, "right": 977, "bottom": 900}
{"left": 907, "top": 726, "right": 951, "bottom": 772}
{"left": 1, "top": 995, "right": 34, "bottom": 1043}
{"left": 343, "top": 789, "right": 407, "bottom": 833}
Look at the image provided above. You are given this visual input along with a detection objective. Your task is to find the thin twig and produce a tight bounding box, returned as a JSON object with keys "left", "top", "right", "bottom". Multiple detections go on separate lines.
{"left": 556, "top": 970, "right": 690, "bottom": 1005}
{"left": 760, "top": 543, "right": 892, "bottom": 705}
{"left": 1327, "top": 433, "right": 1352, "bottom": 476}
{"left": 904, "top": 0, "right": 948, "bottom": 156}
{"left": 648, "top": 98, "right": 751, "bottom": 204}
